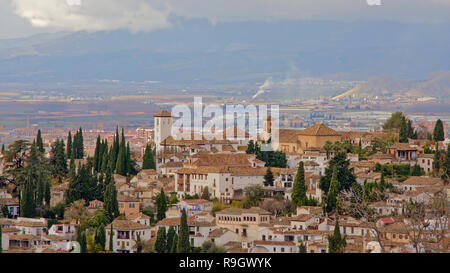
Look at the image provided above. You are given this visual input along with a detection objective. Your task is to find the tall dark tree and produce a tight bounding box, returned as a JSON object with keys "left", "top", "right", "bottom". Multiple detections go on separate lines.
{"left": 94, "top": 135, "right": 101, "bottom": 172}
{"left": 103, "top": 171, "right": 119, "bottom": 222}
{"left": 142, "top": 144, "right": 156, "bottom": 170}
{"left": 328, "top": 218, "right": 346, "bottom": 253}
{"left": 299, "top": 242, "right": 306, "bottom": 253}
{"left": 109, "top": 224, "right": 114, "bottom": 252}
{"left": 411, "top": 164, "right": 422, "bottom": 176}
{"left": 326, "top": 166, "right": 340, "bottom": 212}
{"left": 67, "top": 131, "right": 72, "bottom": 159}
{"left": 263, "top": 168, "right": 274, "bottom": 187}
{"left": 441, "top": 145, "right": 450, "bottom": 184}
{"left": 246, "top": 140, "right": 255, "bottom": 154}
{"left": 36, "top": 129, "right": 44, "bottom": 153}
{"left": 0, "top": 225, "right": 2, "bottom": 253}
{"left": 292, "top": 161, "right": 307, "bottom": 207}
{"left": 95, "top": 224, "right": 106, "bottom": 250}
{"left": 319, "top": 152, "right": 356, "bottom": 195}
{"left": 115, "top": 129, "right": 127, "bottom": 176}
{"left": 155, "top": 227, "right": 167, "bottom": 253}
{"left": 171, "top": 233, "right": 178, "bottom": 253}
{"left": 177, "top": 209, "right": 190, "bottom": 253}
{"left": 433, "top": 150, "right": 441, "bottom": 176}
{"left": 157, "top": 189, "right": 168, "bottom": 221}
{"left": 433, "top": 119, "right": 445, "bottom": 141}
{"left": 79, "top": 231, "right": 88, "bottom": 253}
{"left": 399, "top": 118, "right": 409, "bottom": 143}
{"left": 166, "top": 226, "right": 176, "bottom": 253}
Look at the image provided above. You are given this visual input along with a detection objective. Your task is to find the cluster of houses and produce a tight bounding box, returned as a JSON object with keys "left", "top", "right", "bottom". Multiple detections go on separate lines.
{"left": 0, "top": 110, "right": 448, "bottom": 253}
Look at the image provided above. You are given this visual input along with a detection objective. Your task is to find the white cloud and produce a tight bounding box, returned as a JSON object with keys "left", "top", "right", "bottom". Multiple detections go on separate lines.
{"left": 4, "top": 0, "right": 450, "bottom": 38}
{"left": 12, "top": 0, "right": 171, "bottom": 32}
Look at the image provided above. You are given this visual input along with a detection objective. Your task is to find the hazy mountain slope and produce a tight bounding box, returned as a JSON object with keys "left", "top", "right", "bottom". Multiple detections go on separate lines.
{"left": 0, "top": 19, "right": 449, "bottom": 91}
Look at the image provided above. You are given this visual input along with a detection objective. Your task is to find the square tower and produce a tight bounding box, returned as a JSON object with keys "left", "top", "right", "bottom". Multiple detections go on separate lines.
{"left": 154, "top": 110, "right": 173, "bottom": 153}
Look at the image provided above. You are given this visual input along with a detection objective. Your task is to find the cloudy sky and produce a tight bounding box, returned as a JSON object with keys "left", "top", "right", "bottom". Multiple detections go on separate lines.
{"left": 1, "top": 0, "right": 450, "bottom": 39}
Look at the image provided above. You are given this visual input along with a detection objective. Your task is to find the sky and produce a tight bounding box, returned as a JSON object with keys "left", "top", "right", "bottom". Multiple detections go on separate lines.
{"left": 1, "top": 0, "right": 450, "bottom": 39}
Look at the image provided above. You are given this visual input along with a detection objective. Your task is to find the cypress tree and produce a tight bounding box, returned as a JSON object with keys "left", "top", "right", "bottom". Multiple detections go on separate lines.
{"left": 292, "top": 161, "right": 307, "bottom": 207}
{"left": 101, "top": 149, "right": 109, "bottom": 173}
{"left": 399, "top": 118, "right": 408, "bottom": 143}
{"left": 36, "top": 129, "right": 44, "bottom": 153}
{"left": 155, "top": 227, "right": 167, "bottom": 253}
{"left": 171, "top": 233, "right": 178, "bottom": 253}
{"left": 328, "top": 217, "right": 346, "bottom": 253}
{"left": 177, "top": 209, "right": 190, "bottom": 253}
{"left": 433, "top": 150, "right": 441, "bottom": 176}
{"left": 166, "top": 226, "right": 176, "bottom": 253}
{"left": 126, "top": 142, "right": 132, "bottom": 175}
{"left": 157, "top": 189, "right": 167, "bottom": 221}
{"left": 95, "top": 224, "right": 106, "bottom": 251}
{"left": 115, "top": 140, "right": 126, "bottom": 176}
{"left": 80, "top": 232, "right": 88, "bottom": 253}
{"left": 263, "top": 168, "right": 274, "bottom": 187}
{"left": 109, "top": 224, "right": 114, "bottom": 252}
{"left": 142, "top": 144, "right": 156, "bottom": 170}
{"left": 104, "top": 172, "right": 119, "bottom": 222}
{"left": 1, "top": 144, "right": 5, "bottom": 153}
{"left": 299, "top": 242, "right": 306, "bottom": 253}
{"left": 433, "top": 119, "right": 445, "bottom": 141}
{"left": 20, "top": 182, "right": 36, "bottom": 217}
{"left": 411, "top": 164, "right": 422, "bottom": 176}
{"left": 44, "top": 180, "right": 51, "bottom": 206}
{"left": 94, "top": 135, "right": 101, "bottom": 172}
{"left": 326, "top": 166, "right": 340, "bottom": 212}
{"left": 67, "top": 131, "right": 72, "bottom": 159}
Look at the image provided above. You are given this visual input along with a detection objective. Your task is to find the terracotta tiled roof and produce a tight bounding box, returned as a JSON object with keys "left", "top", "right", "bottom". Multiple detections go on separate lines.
{"left": 402, "top": 176, "right": 442, "bottom": 186}
{"left": 298, "top": 123, "right": 340, "bottom": 136}
{"left": 154, "top": 110, "right": 172, "bottom": 117}
{"left": 253, "top": 240, "right": 296, "bottom": 246}
{"left": 117, "top": 194, "right": 140, "bottom": 202}
{"left": 106, "top": 219, "right": 151, "bottom": 230}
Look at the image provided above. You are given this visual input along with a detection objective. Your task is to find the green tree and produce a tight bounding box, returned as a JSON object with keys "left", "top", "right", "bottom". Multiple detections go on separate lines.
{"left": 93, "top": 135, "right": 101, "bottom": 172}
{"left": 109, "top": 224, "right": 114, "bottom": 252}
{"left": 442, "top": 145, "right": 450, "bottom": 184}
{"left": 246, "top": 140, "right": 255, "bottom": 154}
{"left": 67, "top": 131, "right": 72, "bottom": 159}
{"left": 115, "top": 129, "right": 127, "bottom": 176}
{"left": 157, "top": 189, "right": 168, "bottom": 221}
{"left": 326, "top": 166, "right": 340, "bottom": 212}
{"left": 155, "top": 227, "right": 167, "bottom": 253}
{"left": 319, "top": 152, "right": 356, "bottom": 195}
{"left": 171, "top": 233, "right": 178, "bottom": 253}
{"left": 323, "top": 141, "right": 333, "bottom": 159}
{"left": 433, "top": 119, "right": 445, "bottom": 141}
{"left": 103, "top": 172, "right": 119, "bottom": 222}
{"left": 36, "top": 129, "right": 44, "bottom": 153}
{"left": 95, "top": 224, "right": 106, "bottom": 251}
{"left": 383, "top": 111, "right": 406, "bottom": 131}
{"left": 328, "top": 218, "right": 346, "bottom": 253}
{"left": 142, "top": 144, "right": 156, "bottom": 170}
{"left": 299, "top": 242, "right": 306, "bottom": 253}
{"left": 177, "top": 209, "right": 190, "bottom": 253}
{"left": 411, "top": 164, "right": 422, "bottom": 176}
{"left": 79, "top": 231, "right": 88, "bottom": 253}
{"left": 292, "top": 161, "right": 307, "bottom": 207}
{"left": 263, "top": 168, "right": 274, "bottom": 187}
{"left": 433, "top": 150, "right": 441, "bottom": 176}
{"left": 166, "top": 226, "right": 176, "bottom": 253}
{"left": 399, "top": 118, "right": 409, "bottom": 143}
